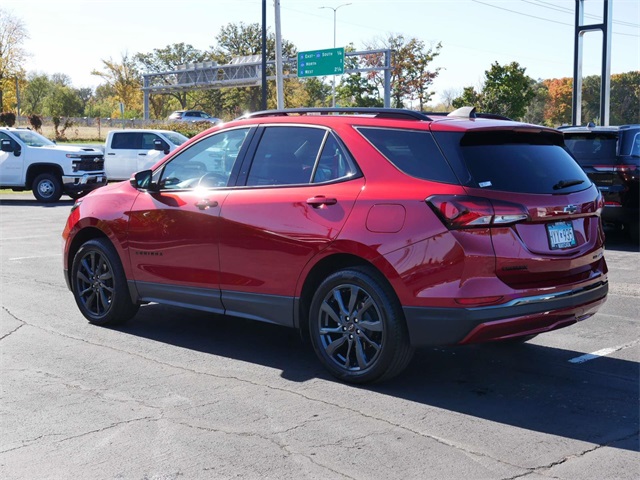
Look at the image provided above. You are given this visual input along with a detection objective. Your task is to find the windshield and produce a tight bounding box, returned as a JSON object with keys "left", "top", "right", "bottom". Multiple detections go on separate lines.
{"left": 11, "top": 130, "right": 55, "bottom": 147}
{"left": 163, "top": 131, "right": 189, "bottom": 146}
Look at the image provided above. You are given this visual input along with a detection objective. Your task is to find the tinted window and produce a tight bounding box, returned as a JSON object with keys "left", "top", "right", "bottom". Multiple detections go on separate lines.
{"left": 158, "top": 128, "right": 250, "bottom": 189}
{"left": 141, "top": 133, "right": 160, "bottom": 149}
{"left": 111, "top": 133, "right": 140, "bottom": 149}
{"left": 312, "top": 134, "right": 358, "bottom": 183}
{"left": 564, "top": 134, "right": 618, "bottom": 166}
{"left": 358, "top": 127, "right": 458, "bottom": 183}
{"left": 434, "top": 130, "right": 590, "bottom": 194}
{"left": 247, "top": 127, "right": 325, "bottom": 186}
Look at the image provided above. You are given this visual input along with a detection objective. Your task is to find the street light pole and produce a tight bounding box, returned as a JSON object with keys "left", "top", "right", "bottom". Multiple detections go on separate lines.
{"left": 320, "top": 3, "right": 351, "bottom": 107}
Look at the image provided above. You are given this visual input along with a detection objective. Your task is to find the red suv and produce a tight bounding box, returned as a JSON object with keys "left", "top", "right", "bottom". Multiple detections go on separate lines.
{"left": 63, "top": 107, "right": 608, "bottom": 383}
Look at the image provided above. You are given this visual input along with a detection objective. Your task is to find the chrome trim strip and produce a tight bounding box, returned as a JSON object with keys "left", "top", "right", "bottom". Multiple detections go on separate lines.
{"left": 469, "top": 281, "right": 608, "bottom": 311}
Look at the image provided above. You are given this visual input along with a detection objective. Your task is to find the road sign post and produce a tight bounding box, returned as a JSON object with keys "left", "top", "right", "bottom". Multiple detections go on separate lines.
{"left": 297, "top": 48, "right": 345, "bottom": 78}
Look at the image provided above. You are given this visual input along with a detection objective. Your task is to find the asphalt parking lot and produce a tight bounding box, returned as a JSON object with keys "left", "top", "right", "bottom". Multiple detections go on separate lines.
{"left": 1, "top": 193, "right": 638, "bottom": 480}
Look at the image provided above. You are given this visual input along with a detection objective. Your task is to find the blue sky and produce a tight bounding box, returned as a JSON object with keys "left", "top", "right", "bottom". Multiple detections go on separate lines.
{"left": 5, "top": 0, "right": 639, "bottom": 104}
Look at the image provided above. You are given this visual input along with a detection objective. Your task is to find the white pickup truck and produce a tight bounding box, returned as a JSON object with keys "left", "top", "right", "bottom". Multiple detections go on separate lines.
{"left": 103, "top": 129, "right": 189, "bottom": 181}
{"left": 0, "top": 127, "right": 106, "bottom": 202}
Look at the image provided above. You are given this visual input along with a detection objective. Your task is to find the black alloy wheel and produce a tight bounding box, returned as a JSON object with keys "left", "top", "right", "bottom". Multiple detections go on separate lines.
{"left": 72, "top": 238, "right": 139, "bottom": 326}
{"left": 309, "top": 266, "right": 413, "bottom": 384}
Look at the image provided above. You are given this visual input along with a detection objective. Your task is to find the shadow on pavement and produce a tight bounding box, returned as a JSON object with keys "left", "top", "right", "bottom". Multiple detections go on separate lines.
{"left": 116, "top": 303, "right": 639, "bottom": 453}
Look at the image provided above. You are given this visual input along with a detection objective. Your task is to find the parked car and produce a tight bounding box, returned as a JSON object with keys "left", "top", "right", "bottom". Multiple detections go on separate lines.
{"left": 103, "top": 129, "right": 189, "bottom": 181}
{"left": 0, "top": 127, "right": 106, "bottom": 202}
{"left": 63, "top": 107, "right": 608, "bottom": 384}
{"left": 168, "top": 110, "right": 221, "bottom": 124}
{"left": 562, "top": 124, "right": 639, "bottom": 241}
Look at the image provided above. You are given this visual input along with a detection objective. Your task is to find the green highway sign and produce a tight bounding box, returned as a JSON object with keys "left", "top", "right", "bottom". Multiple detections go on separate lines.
{"left": 297, "top": 48, "right": 345, "bottom": 78}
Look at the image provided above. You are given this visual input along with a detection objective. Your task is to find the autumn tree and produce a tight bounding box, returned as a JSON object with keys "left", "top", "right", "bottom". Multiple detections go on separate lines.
{"left": 0, "top": 8, "right": 28, "bottom": 111}
{"left": 363, "top": 34, "right": 441, "bottom": 109}
{"left": 91, "top": 52, "right": 143, "bottom": 117}
{"left": 543, "top": 77, "right": 573, "bottom": 126}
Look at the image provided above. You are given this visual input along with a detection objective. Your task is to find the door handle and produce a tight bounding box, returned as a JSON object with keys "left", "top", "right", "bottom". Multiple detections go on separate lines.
{"left": 138, "top": 153, "right": 147, "bottom": 156}
{"left": 306, "top": 195, "right": 337, "bottom": 208}
{"left": 195, "top": 199, "right": 219, "bottom": 210}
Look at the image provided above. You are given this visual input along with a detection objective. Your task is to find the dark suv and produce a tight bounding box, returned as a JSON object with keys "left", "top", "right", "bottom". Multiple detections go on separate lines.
{"left": 562, "top": 125, "right": 639, "bottom": 241}
{"left": 63, "top": 107, "right": 608, "bottom": 383}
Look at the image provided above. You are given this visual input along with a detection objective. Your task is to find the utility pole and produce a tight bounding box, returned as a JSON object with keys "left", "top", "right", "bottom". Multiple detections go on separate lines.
{"left": 320, "top": 3, "right": 351, "bottom": 107}
{"left": 274, "top": 0, "right": 284, "bottom": 109}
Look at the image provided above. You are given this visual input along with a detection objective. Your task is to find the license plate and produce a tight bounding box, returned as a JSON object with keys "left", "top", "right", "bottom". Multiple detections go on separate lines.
{"left": 546, "top": 221, "right": 577, "bottom": 250}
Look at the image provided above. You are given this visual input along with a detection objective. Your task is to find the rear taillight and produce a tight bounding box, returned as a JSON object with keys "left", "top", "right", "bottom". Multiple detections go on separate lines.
{"left": 426, "top": 195, "right": 529, "bottom": 230}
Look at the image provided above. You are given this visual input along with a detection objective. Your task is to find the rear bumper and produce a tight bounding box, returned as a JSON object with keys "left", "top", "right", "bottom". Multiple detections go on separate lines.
{"left": 403, "top": 280, "right": 608, "bottom": 346}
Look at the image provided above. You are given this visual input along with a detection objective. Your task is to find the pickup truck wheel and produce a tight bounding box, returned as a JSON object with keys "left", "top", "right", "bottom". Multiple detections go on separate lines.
{"left": 71, "top": 238, "right": 139, "bottom": 326}
{"left": 32, "top": 173, "right": 63, "bottom": 202}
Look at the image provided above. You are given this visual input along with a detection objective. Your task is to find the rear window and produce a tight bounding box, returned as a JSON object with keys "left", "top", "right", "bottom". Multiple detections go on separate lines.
{"left": 357, "top": 127, "right": 458, "bottom": 183}
{"left": 433, "top": 130, "right": 590, "bottom": 194}
{"left": 563, "top": 133, "right": 618, "bottom": 166}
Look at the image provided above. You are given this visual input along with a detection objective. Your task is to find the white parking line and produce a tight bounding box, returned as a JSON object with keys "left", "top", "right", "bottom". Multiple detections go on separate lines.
{"left": 9, "top": 254, "right": 62, "bottom": 261}
{"left": 569, "top": 339, "right": 640, "bottom": 364}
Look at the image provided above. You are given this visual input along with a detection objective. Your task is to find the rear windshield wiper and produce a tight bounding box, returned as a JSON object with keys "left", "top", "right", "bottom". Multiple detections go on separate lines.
{"left": 553, "top": 179, "right": 585, "bottom": 190}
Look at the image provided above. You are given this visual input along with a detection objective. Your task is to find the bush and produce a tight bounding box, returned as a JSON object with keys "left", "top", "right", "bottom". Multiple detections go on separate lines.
{"left": 0, "top": 112, "right": 16, "bottom": 127}
{"left": 28, "top": 115, "right": 43, "bottom": 131}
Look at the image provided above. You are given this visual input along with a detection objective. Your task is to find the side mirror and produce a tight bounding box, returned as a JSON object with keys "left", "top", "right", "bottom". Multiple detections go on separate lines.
{"left": 154, "top": 139, "right": 170, "bottom": 155}
{"left": 1, "top": 139, "right": 14, "bottom": 153}
{"left": 130, "top": 169, "right": 158, "bottom": 191}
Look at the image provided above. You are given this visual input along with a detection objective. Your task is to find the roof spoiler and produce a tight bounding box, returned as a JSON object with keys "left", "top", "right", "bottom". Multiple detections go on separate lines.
{"left": 447, "top": 106, "right": 512, "bottom": 121}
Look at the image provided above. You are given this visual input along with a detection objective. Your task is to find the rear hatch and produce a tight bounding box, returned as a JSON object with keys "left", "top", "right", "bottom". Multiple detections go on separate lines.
{"left": 563, "top": 131, "right": 625, "bottom": 206}
{"left": 431, "top": 125, "right": 605, "bottom": 289}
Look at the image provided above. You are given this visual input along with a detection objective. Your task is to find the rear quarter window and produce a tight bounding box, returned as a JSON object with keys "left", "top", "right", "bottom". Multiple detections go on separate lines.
{"left": 357, "top": 127, "right": 459, "bottom": 184}
{"left": 434, "top": 130, "right": 591, "bottom": 194}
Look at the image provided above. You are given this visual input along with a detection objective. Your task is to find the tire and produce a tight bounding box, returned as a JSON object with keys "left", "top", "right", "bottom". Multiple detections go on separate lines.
{"left": 308, "top": 266, "right": 414, "bottom": 384}
{"left": 71, "top": 238, "right": 139, "bottom": 326}
{"left": 32, "top": 173, "right": 63, "bottom": 202}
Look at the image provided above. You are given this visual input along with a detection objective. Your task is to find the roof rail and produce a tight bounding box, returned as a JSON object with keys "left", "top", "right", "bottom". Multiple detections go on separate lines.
{"left": 238, "top": 107, "right": 433, "bottom": 121}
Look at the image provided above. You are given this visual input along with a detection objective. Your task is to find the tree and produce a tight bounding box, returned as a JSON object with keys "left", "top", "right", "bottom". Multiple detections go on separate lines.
{"left": 543, "top": 77, "right": 573, "bottom": 126}
{"left": 481, "top": 61, "right": 534, "bottom": 119}
{"left": 23, "top": 73, "right": 51, "bottom": 115}
{"left": 452, "top": 86, "right": 482, "bottom": 109}
{"left": 0, "top": 8, "right": 28, "bottom": 111}
{"left": 91, "top": 52, "right": 143, "bottom": 117}
{"left": 522, "top": 80, "right": 548, "bottom": 126}
{"left": 135, "top": 43, "right": 208, "bottom": 114}
{"left": 363, "top": 34, "right": 441, "bottom": 109}
{"left": 610, "top": 71, "right": 640, "bottom": 125}
{"left": 212, "top": 22, "right": 297, "bottom": 113}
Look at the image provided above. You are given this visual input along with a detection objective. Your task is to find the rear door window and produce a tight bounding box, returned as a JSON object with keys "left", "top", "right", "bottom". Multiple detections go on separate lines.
{"left": 434, "top": 130, "right": 590, "bottom": 194}
{"left": 357, "top": 127, "right": 458, "bottom": 183}
{"left": 111, "top": 132, "right": 141, "bottom": 149}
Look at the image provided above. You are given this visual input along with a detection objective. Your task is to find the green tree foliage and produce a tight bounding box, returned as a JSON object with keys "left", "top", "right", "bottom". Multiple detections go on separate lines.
{"left": 0, "top": 8, "right": 28, "bottom": 111}
{"left": 135, "top": 42, "right": 208, "bottom": 115}
{"left": 23, "top": 73, "right": 51, "bottom": 115}
{"left": 522, "top": 80, "right": 548, "bottom": 125}
{"left": 451, "top": 86, "right": 482, "bottom": 109}
{"left": 481, "top": 61, "right": 534, "bottom": 119}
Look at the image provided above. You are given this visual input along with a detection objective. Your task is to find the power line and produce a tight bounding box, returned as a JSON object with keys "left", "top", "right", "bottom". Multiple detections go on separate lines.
{"left": 471, "top": 0, "right": 639, "bottom": 37}
{"left": 525, "top": 0, "right": 640, "bottom": 29}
